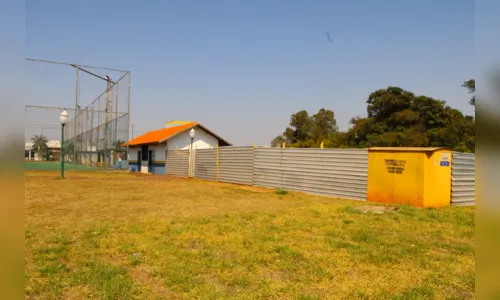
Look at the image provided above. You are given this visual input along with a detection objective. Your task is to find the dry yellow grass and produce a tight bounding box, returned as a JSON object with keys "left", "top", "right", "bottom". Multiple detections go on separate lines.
{"left": 25, "top": 170, "right": 475, "bottom": 299}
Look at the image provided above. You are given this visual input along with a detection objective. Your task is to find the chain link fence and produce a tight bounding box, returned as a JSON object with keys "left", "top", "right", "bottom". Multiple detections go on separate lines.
{"left": 24, "top": 58, "right": 130, "bottom": 170}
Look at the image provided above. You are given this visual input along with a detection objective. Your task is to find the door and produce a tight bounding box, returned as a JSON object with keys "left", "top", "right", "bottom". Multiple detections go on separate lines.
{"left": 148, "top": 150, "right": 153, "bottom": 173}
{"left": 137, "top": 150, "right": 141, "bottom": 171}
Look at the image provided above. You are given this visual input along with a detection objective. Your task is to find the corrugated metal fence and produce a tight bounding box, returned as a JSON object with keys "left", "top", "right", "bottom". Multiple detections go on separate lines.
{"left": 253, "top": 148, "right": 283, "bottom": 188}
{"left": 451, "top": 151, "right": 475, "bottom": 206}
{"left": 166, "top": 147, "right": 474, "bottom": 204}
{"left": 194, "top": 148, "right": 217, "bottom": 181}
{"left": 253, "top": 148, "right": 367, "bottom": 200}
{"left": 166, "top": 150, "right": 189, "bottom": 177}
{"left": 284, "top": 148, "right": 367, "bottom": 200}
{"left": 191, "top": 147, "right": 368, "bottom": 200}
{"left": 218, "top": 147, "right": 254, "bottom": 185}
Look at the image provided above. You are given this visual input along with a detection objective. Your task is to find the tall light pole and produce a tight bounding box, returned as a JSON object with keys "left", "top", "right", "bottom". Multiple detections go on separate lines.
{"left": 60, "top": 110, "right": 69, "bottom": 179}
{"left": 189, "top": 128, "right": 195, "bottom": 177}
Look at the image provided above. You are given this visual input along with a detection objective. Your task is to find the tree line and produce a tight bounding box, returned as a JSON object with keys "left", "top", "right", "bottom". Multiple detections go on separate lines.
{"left": 29, "top": 135, "right": 127, "bottom": 161}
{"left": 271, "top": 80, "right": 475, "bottom": 152}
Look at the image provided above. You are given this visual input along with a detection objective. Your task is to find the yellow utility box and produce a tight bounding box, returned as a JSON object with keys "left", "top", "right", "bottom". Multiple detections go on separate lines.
{"left": 367, "top": 147, "right": 452, "bottom": 208}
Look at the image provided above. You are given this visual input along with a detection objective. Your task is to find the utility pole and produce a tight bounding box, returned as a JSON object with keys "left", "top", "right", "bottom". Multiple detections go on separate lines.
{"left": 74, "top": 66, "right": 79, "bottom": 164}
{"left": 104, "top": 75, "right": 113, "bottom": 167}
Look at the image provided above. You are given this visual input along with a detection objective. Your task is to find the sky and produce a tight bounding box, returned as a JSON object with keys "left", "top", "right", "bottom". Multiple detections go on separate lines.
{"left": 21, "top": 0, "right": 479, "bottom": 145}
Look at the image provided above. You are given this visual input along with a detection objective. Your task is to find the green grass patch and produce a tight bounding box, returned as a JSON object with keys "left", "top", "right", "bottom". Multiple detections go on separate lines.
{"left": 274, "top": 187, "right": 289, "bottom": 195}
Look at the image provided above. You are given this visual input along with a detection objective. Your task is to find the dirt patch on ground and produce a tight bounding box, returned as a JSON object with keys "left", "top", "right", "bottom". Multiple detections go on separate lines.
{"left": 26, "top": 176, "right": 135, "bottom": 181}
{"left": 130, "top": 173, "right": 189, "bottom": 181}
{"left": 354, "top": 205, "right": 399, "bottom": 214}
{"left": 129, "top": 266, "right": 171, "bottom": 298}
{"left": 231, "top": 185, "right": 269, "bottom": 193}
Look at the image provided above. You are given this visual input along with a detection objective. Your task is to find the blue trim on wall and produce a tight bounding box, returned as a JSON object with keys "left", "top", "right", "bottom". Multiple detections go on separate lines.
{"left": 127, "top": 162, "right": 165, "bottom": 174}
{"left": 152, "top": 165, "right": 166, "bottom": 175}
{"left": 151, "top": 163, "right": 165, "bottom": 167}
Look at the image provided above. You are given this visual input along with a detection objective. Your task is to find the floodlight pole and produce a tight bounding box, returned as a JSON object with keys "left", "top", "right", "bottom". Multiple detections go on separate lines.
{"left": 74, "top": 66, "right": 79, "bottom": 165}
{"left": 189, "top": 128, "right": 195, "bottom": 177}
{"left": 61, "top": 124, "right": 65, "bottom": 179}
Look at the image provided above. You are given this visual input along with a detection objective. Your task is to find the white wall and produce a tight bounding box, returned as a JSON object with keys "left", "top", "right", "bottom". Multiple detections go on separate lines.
{"left": 129, "top": 148, "right": 139, "bottom": 162}
{"left": 150, "top": 144, "right": 167, "bottom": 161}
{"left": 166, "top": 126, "right": 219, "bottom": 150}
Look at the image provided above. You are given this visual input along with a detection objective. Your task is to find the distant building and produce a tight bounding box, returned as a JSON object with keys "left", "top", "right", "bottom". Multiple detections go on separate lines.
{"left": 123, "top": 121, "right": 231, "bottom": 174}
{"left": 25, "top": 140, "right": 61, "bottom": 161}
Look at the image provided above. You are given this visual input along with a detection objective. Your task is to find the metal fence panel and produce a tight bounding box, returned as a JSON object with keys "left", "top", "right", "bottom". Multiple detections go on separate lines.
{"left": 166, "top": 150, "right": 189, "bottom": 177}
{"left": 218, "top": 146, "right": 254, "bottom": 185}
{"left": 281, "top": 148, "right": 368, "bottom": 200}
{"left": 195, "top": 148, "right": 217, "bottom": 181}
{"left": 253, "top": 148, "right": 283, "bottom": 188}
{"left": 252, "top": 148, "right": 368, "bottom": 200}
{"left": 451, "top": 151, "right": 475, "bottom": 206}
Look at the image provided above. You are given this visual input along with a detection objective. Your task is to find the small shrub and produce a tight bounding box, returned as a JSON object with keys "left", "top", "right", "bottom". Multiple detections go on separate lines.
{"left": 338, "top": 206, "right": 362, "bottom": 214}
{"left": 275, "top": 188, "right": 289, "bottom": 195}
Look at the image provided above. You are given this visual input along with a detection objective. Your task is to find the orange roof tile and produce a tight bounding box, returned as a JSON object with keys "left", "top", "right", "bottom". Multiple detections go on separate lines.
{"left": 123, "top": 122, "right": 198, "bottom": 147}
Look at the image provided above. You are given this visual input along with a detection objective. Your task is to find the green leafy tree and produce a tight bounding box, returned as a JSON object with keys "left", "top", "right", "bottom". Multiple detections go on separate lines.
{"left": 273, "top": 84, "right": 475, "bottom": 151}
{"left": 462, "top": 79, "right": 475, "bottom": 106}
{"left": 311, "top": 108, "right": 338, "bottom": 142}
{"left": 346, "top": 86, "right": 475, "bottom": 151}
{"left": 284, "top": 110, "right": 313, "bottom": 144}
{"left": 271, "top": 136, "right": 285, "bottom": 147}
{"left": 272, "top": 109, "right": 339, "bottom": 148}
{"left": 113, "top": 140, "right": 126, "bottom": 153}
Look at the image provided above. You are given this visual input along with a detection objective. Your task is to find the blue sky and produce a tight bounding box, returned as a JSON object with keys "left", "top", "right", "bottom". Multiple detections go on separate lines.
{"left": 23, "top": 0, "right": 477, "bottom": 145}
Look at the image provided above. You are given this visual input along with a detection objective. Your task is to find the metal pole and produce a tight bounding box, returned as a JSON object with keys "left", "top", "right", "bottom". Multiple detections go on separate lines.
{"left": 126, "top": 73, "right": 131, "bottom": 163}
{"left": 24, "top": 105, "right": 128, "bottom": 115}
{"left": 190, "top": 137, "right": 194, "bottom": 177}
{"left": 61, "top": 124, "right": 65, "bottom": 179}
{"left": 74, "top": 66, "right": 79, "bottom": 166}
{"left": 115, "top": 81, "right": 119, "bottom": 143}
{"left": 25, "top": 57, "right": 131, "bottom": 73}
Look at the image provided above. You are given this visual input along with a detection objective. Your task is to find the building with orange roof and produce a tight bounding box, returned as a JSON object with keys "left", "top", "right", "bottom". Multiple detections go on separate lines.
{"left": 125, "top": 121, "right": 231, "bottom": 174}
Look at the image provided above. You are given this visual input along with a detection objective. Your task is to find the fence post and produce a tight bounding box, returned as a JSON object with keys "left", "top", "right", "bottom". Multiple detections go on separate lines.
{"left": 216, "top": 145, "right": 219, "bottom": 182}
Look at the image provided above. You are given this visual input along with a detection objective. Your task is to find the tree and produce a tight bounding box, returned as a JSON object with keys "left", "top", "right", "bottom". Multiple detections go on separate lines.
{"left": 346, "top": 86, "right": 475, "bottom": 151}
{"left": 272, "top": 85, "right": 475, "bottom": 151}
{"left": 311, "top": 108, "right": 338, "bottom": 141}
{"left": 271, "top": 136, "right": 285, "bottom": 147}
{"left": 31, "top": 135, "right": 48, "bottom": 160}
{"left": 285, "top": 110, "right": 313, "bottom": 144}
{"left": 113, "top": 140, "right": 126, "bottom": 153}
{"left": 272, "top": 109, "right": 339, "bottom": 147}
{"left": 462, "top": 79, "right": 475, "bottom": 106}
